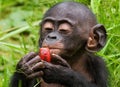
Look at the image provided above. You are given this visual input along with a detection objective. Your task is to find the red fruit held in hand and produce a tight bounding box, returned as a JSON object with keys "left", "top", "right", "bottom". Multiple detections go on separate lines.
{"left": 39, "top": 48, "right": 51, "bottom": 62}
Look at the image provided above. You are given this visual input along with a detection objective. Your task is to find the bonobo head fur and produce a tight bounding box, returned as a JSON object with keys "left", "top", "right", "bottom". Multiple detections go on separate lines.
{"left": 44, "top": 2, "right": 97, "bottom": 31}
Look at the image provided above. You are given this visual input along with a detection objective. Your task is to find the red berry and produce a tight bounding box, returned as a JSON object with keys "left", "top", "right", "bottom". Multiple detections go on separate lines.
{"left": 39, "top": 48, "right": 51, "bottom": 62}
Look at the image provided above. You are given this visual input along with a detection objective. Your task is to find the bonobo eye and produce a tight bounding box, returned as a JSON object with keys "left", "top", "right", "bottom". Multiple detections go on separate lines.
{"left": 42, "top": 21, "right": 54, "bottom": 33}
{"left": 58, "top": 23, "right": 72, "bottom": 35}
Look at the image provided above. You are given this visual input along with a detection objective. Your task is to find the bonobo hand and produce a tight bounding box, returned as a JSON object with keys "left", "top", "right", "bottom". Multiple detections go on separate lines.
{"left": 16, "top": 52, "right": 71, "bottom": 82}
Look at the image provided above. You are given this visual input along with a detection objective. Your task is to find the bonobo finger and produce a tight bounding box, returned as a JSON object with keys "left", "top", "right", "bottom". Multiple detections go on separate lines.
{"left": 20, "top": 63, "right": 33, "bottom": 75}
{"left": 31, "top": 62, "right": 45, "bottom": 71}
{"left": 23, "top": 52, "right": 37, "bottom": 62}
{"left": 27, "top": 71, "right": 44, "bottom": 79}
{"left": 16, "top": 52, "right": 37, "bottom": 69}
{"left": 24, "top": 61, "right": 45, "bottom": 75}
{"left": 51, "top": 54, "right": 71, "bottom": 68}
{"left": 26, "top": 55, "right": 41, "bottom": 66}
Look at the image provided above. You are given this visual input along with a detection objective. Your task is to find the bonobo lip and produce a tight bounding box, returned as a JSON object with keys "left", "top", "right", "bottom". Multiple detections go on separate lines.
{"left": 42, "top": 46, "right": 61, "bottom": 55}
{"left": 49, "top": 48, "right": 61, "bottom": 55}
{"left": 42, "top": 46, "right": 62, "bottom": 50}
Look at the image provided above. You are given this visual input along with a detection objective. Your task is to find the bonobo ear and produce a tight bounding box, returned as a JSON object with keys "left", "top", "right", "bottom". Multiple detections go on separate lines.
{"left": 85, "top": 24, "right": 107, "bottom": 52}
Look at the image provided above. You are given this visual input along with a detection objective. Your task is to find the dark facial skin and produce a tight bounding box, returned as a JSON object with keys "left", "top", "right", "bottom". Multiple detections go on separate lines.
{"left": 41, "top": 19, "right": 85, "bottom": 57}
{"left": 10, "top": 2, "right": 107, "bottom": 87}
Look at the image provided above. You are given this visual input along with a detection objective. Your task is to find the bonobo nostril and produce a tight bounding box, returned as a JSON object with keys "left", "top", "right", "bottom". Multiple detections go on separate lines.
{"left": 48, "top": 35, "right": 57, "bottom": 39}
{"left": 46, "top": 32, "right": 58, "bottom": 40}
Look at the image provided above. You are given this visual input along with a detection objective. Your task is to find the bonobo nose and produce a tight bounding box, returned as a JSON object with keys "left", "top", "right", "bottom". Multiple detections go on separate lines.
{"left": 47, "top": 34, "right": 57, "bottom": 40}
{"left": 46, "top": 32, "right": 58, "bottom": 41}
{"left": 45, "top": 32, "right": 62, "bottom": 44}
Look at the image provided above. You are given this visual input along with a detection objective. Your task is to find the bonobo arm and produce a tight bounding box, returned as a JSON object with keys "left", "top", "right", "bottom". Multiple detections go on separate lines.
{"left": 9, "top": 52, "right": 71, "bottom": 87}
{"left": 10, "top": 72, "right": 40, "bottom": 87}
{"left": 41, "top": 54, "right": 107, "bottom": 87}
{"left": 10, "top": 52, "right": 107, "bottom": 87}
{"left": 42, "top": 64, "right": 95, "bottom": 87}
{"left": 10, "top": 52, "right": 40, "bottom": 87}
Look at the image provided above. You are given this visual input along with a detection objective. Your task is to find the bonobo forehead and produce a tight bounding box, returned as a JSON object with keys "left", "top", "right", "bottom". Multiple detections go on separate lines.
{"left": 43, "top": 2, "right": 97, "bottom": 28}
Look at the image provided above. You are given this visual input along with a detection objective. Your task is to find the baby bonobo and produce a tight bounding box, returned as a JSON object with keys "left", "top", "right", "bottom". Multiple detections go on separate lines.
{"left": 10, "top": 2, "right": 107, "bottom": 87}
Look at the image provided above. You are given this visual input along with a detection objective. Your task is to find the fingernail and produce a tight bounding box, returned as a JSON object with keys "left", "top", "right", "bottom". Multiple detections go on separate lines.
{"left": 52, "top": 54, "right": 55, "bottom": 56}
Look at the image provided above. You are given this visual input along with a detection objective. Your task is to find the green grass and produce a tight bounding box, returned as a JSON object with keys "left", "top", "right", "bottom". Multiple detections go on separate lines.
{"left": 0, "top": 0, "right": 120, "bottom": 87}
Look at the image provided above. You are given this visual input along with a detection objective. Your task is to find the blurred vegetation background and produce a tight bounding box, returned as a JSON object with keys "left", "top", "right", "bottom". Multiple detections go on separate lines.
{"left": 0, "top": 0, "right": 120, "bottom": 87}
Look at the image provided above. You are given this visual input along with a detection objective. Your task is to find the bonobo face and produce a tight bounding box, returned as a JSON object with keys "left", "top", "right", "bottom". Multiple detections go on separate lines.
{"left": 39, "top": 2, "right": 106, "bottom": 57}
{"left": 40, "top": 17, "right": 85, "bottom": 57}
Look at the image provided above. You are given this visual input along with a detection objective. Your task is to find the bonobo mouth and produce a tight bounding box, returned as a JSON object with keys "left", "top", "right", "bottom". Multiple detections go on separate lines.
{"left": 49, "top": 48, "right": 61, "bottom": 55}
{"left": 42, "top": 42, "right": 64, "bottom": 55}
{"left": 42, "top": 46, "right": 62, "bottom": 55}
